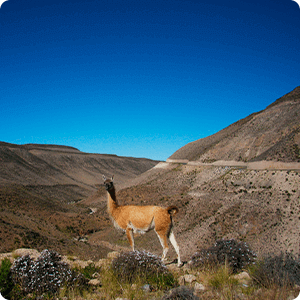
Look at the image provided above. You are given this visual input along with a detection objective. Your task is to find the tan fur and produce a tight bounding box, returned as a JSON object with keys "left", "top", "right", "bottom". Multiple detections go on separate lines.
{"left": 103, "top": 176, "right": 182, "bottom": 266}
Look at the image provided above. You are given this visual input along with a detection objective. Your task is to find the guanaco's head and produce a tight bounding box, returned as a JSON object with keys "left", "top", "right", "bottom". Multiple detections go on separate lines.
{"left": 103, "top": 175, "right": 114, "bottom": 191}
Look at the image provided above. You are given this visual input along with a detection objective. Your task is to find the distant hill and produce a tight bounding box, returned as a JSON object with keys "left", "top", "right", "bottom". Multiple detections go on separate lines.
{"left": 169, "top": 86, "right": 300, "bottom": 163}
{"left": 0, "top": 142, "right": 159, "bottom": 189}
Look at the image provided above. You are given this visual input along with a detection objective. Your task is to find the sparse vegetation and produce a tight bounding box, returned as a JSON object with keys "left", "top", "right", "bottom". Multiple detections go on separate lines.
{"left": 111, "top": 250, "right": 176, "bottom": 289}
{"left": 74, "top": 262, "right": 101, "bottom": 280}
{"left": 1, "top": 247, "right": 300, "bottom": 299}
{"left": 0, "top": 258, "right": 14, "bottom": 298}
{"left": 249, "top": 251, "right": 300, "bottom": 288}
{"left": 10, "top": 249, "right": 88, "bottom": 299}
{"left": 206, "top": 263, "right": 240, "bottom": 300}
{"left": 190, "top": 239, "right": 257, "bottom": 273}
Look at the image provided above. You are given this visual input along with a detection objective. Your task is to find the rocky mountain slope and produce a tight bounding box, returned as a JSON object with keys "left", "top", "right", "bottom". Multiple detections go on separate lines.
{"left": 89, "top": 162, "right": 300, "bottom": 263}
{"left": 87, "top": 86, "right": 300, "bottom": 262}
{"left": 169, "top": 86, "right": 300, "bottom": 163}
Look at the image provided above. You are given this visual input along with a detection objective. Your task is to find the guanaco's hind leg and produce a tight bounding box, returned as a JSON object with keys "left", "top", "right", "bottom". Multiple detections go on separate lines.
{"left": 126, "top": 227, "right": 135, "bottom": 251}
{"left": 169, "top": 230, "right": 182, "bottom": 267}
{"left": 155, "top": 230, "right": 169, "bottom": 262}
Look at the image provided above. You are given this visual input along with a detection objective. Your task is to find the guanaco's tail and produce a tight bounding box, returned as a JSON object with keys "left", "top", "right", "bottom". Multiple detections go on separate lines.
{"left": 167, "top": 205, "right": 179, "bottom": 216}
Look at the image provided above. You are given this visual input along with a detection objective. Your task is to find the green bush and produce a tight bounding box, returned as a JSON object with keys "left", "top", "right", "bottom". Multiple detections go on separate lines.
{"left": 190, "top": 239, "right": 257, "bottom": 273}
{"left": 250, "top": 251, "right": 300, "bottom": 288}
{"left": 0, "top": 258, "right": 14, "bottom": 298}
{"left": 112, "top": 250, "right": 176, "bottom": 289}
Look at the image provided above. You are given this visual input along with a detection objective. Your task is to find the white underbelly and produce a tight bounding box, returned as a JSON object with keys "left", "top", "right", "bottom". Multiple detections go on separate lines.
{"left": 128, "top": 218, "right": 155, "bottom": 234}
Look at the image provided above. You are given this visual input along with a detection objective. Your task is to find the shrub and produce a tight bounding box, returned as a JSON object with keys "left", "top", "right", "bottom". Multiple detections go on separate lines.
{"left": 10, "top": 254, "right": 33, "bottom": 292}
{"left": 250, "top": 251, "right": 300, "bottom": 288}
{"left": 74, "top": 262, "right": 101, "bottom": 280}
{"left": 112, "top": 250, "right": 176, "bottom": 289}
{"left": 11, "top": 249, "right": 87, "bottom": 297}
{"left": 189, "top": 248, "right": 219, "bottom": 270}
{"left": 161, "top": 286, "right": 200, "bottom": 300}
{"left": 0, "top": 258, "right": 14, "bottom": 298}
{"left": 190, "top": 239, "right": 257, "bottom": 273}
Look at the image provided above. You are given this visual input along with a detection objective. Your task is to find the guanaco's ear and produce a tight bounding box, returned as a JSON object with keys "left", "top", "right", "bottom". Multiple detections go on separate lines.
{"left": 111, "top": 175, "right": 114, "bottom": 181}
{"left": 103, "top": 175, "right": 106, "bottom": 181}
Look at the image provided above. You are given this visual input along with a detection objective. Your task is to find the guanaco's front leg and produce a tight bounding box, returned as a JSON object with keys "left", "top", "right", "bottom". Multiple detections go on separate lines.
{"left": 126, "top": 227, "right": 135, "bottom": 250}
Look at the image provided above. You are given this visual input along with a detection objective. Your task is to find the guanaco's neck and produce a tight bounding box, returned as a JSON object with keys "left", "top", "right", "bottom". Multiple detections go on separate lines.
{"left": 107, "top": 187, "right": 119, "bottom": 214}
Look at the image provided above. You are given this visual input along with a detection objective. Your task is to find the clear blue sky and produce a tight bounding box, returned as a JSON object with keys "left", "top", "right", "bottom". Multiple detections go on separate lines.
{"left": 1, "top": 0, "right": 299, "bottom": 161}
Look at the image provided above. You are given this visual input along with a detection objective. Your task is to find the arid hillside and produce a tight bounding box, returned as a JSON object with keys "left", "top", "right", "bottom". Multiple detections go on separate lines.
{"left": 169, "top": 86, "right": 300, "bottom": 163}
{"left": 1, "top": 86, "right": 300, "bottom": 264}
{"left": 0, "top": 143, "right": 159, "bottom": 258}
{"left": 87, "top": 87, "right": 300, "bottom": 262}
{"left": 89, "top": 162, "right": 300, "bottom": 263}
{"left": 0, "top": 142, "right": 158, "bottom": 189}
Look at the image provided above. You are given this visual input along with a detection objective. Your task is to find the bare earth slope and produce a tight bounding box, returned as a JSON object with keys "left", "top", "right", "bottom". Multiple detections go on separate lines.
{"left": 87, "top": 87, "right": 300, "bottom": 262}
{"left": 0, "top": 143, "right": 159, "bottom": 258}
{"left": 169, "top": 86, "right": 300, "bottom": 163}
{"left": 0, "top": 142, "right": 158, "bottom": 188}
{"left": 89, "top": 162, "right": 300, "bottom": 262}
{"left": 1, "top": 87, "right": 300, "bottom": 263}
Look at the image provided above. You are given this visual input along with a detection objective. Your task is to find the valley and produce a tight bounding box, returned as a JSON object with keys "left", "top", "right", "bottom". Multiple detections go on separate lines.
{"left": 1, "top": 86, "right": 300, "bottom": 262}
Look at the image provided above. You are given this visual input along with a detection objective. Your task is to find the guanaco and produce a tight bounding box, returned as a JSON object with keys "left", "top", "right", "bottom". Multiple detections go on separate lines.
{"left": 103, "top": 175, "right": 182, "bottom": 266}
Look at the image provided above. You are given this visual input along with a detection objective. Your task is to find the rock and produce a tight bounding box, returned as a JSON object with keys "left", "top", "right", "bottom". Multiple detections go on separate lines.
{"left": 88, "top": 279, "right": 101, "bottom": 286}
{"left": 185, "top": 274, "right": 197, "bottom": 283}
{"left": 178, "top": 274, "right": 197, "bottom": 285}
{"left": 166, "top": 263, "right": 179, "bottom": 272}
{"left": 92, "top": 272, "right": 100, "bottom": 278}
{"left": 288, "top": 292, "right": 300, "bottom": 300}
{"left": 107, "top": 251, "right": 120, "bottom": 260}
{"left": 194, "top": 282, "right": 205, "bottom": 293}
{"left": 0, "top": 253, "right": 14, "bottom": 263}
{"left": 232, "top": 271, "right": 251, "bottom": 284}
{"left": 141, "top": 284, "right": 151, "bottom": 292}
{"left": 78, "top": 237, "right": 88, "bottom": 243}
{"left": 178, "top": 276, "right": 185, "bottom": 285}
{"left": 13, "top": 248, "right": 40, "bottom": 260}
{"left": 163, "top": 286, "right": 200, "bottom": 300}
{"left": 95, "top": 258, "right": 109, "bottom": 268}
{"left": 73, "top": 259, "right": 93, "bottom": 269}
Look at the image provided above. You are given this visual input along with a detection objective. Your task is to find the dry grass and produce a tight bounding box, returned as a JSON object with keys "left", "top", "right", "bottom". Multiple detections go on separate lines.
{"left": 3, "top": 254, "right": 299, "bottom": 300}
{"left": 74, "top": 260, "right": 298, "bottom": 300}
